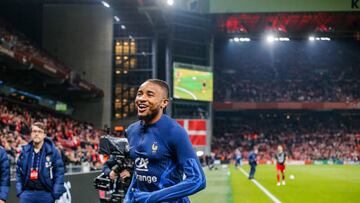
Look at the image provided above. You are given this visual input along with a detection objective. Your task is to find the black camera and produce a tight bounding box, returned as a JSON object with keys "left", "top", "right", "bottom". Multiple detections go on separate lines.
{"left": 94, "top": 135, "right": 134, "bottom": 203}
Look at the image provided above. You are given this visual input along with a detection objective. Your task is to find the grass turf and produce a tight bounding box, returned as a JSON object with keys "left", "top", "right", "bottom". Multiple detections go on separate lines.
{"left": 190, "top": 164, "right": 360, "bottom": 203}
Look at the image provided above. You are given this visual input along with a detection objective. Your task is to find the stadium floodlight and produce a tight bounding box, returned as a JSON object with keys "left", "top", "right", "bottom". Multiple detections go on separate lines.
{"left": 267, "top": 35, "right": 275, "bottom": 43}
{"left": 279, "top": 37, "right": 290, "bottom": 41}
{"left": 121, "top": 25, "right": 126, "bottom": 29}
{"left": 309, "top": 36, "right": 315, "bottom": 41}
{"left": 240, "top": 37, "right": 251, "bottom": 42}
{"left": 114, "top": 16, "right": 120, "bottom": 22}
{"left": 196, "top": 151, "right": 204, "bottom": 157}
{"left": 101, "top": 1, "right": 110, "bottom": 8}
{"left": 320, "top": 37, "right": 331, "bottom": 41}
{"left": 234, "top": 37, "right": 240, "bottom": 42}
{"left": 167, "top": 0, "right": 174, "bottom": 6}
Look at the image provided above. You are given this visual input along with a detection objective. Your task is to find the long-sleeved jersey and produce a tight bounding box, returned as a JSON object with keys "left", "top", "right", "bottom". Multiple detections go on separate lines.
{"left": 275, "top": 152, "right": 286, "bottom": 165}
{"left": 248, "top": 151, "right": 257, "bottom": 165}
{"left": 0, "top": 147, "right": 10, "bottom": 202}
{"left": 124, "top": 114, "right": 206, "bottom": 203}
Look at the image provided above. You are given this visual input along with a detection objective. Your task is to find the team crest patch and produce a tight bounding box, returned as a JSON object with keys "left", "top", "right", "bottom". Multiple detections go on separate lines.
{"left": 45, "top": 155, "right": 52, "bottom": 168}
{"left": 152, "top": 142, "right": 158, "bottom": 153}
{"left": 46, "top": 155, "right": 51, "bottom": 162}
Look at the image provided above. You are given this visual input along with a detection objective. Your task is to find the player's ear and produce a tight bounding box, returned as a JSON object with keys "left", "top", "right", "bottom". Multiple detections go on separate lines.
{"left": 161, "top": 98, "right": 169, "bottom": 109}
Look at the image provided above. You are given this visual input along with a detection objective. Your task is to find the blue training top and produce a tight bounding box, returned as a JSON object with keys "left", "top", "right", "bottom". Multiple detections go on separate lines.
{"left": 124, "top": 114, "right": 206, "bottom": 203}
{"left": 248, "top": 151, "right": 257, "bottom": 165}
{"left": 0, "top": 147, "right": 10, "bottom": 201}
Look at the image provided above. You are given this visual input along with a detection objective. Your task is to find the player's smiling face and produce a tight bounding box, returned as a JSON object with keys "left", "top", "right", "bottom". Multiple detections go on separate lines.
{"left": 135, "top": 81, "right": 169, "bottom": 124}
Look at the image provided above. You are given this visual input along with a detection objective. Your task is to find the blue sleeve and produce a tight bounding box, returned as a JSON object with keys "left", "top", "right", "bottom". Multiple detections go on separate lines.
{"left": 16, "top": 150, "right": 24, "bottom": 197}
{"left": 0, "top": 149, "right": 10, "bottom": 201}
{"left": 52, "top": 148, "right": 66, "bottom": 199}
{"left": 248, "top": 153, "right": 253, "bottom": 161}
{"left": 123, "top": 172, "right": 137, "bottom": 203}
{"left": 138, "top": 127, "right": 206, "bottom": 202}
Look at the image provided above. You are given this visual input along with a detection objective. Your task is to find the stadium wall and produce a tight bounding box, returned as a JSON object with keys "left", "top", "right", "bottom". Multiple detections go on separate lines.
{"left": 42, "top": 4, "right": 113, "bottom": 128}
{"left": 8, "top": 171, "right": 101, "bottom": 203}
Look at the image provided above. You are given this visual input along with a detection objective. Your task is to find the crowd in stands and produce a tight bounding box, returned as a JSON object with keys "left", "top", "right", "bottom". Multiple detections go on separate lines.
{"left": 2, "top": 98, "right": 359, "bottom": 169}
{"left": 0, "top": 97, "right": 107, "bottom": 172}
{"left": 215, "top": 41, "right": 360, "bottom": 102}
{"left": 212, "top": 42, "right": 360, "bottom": 162}
{"left": 215, "top": 74, "right": 360, "bottom": 102}
{"left": 0, "top": 19, "right": 110, "bottom": 176}
{"left": 212, "top": 111, "right": 360, "bottom": 163}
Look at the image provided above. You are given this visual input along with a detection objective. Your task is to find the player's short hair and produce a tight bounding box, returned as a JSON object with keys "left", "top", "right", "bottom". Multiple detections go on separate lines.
{"left": 145, "top": 79, "right": 170, "bottom": 99}
{"left": 31, "top": 121, "right": 46, "bottom": 132}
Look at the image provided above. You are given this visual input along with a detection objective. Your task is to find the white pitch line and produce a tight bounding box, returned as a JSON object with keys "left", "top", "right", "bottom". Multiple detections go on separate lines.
{"left": 239, "top": 167, "right": 282, "bottom": 203}
{"left": 175, "top": 87, "right": 197, "bottom": 100}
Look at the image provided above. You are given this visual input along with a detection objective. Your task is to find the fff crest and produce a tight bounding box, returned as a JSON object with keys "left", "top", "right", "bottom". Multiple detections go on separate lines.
{"left": 152, "top": 142, "right": 158, "bottom": 153}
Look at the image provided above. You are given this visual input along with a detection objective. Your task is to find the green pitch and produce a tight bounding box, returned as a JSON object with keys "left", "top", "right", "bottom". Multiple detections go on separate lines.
{"left": 173, "top": 68, "right": 213, "bottom": 101}
{"left": 190, "top": 165, "right": 360, "bottom": 203}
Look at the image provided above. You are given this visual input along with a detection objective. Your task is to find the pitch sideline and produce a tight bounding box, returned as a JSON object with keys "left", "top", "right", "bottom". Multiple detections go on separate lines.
{"left": 239, "top": 167, "right": 282, "bottom": 203}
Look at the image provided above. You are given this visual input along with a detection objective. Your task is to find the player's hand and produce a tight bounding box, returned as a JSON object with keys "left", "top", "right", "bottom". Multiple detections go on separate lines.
{"left": 109, "top": 170, "right": 118, "bottom": 180}
{"left": 0, "top": 200, "right": 5, "bottom": 203}
{"left": 134, "top": 191, "right": 151, "bottom": 203}
{"left": 120, "top": 170, "right": 131, "bottom": 180}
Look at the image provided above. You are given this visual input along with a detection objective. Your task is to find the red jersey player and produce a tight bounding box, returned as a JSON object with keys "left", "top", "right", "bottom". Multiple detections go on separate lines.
{"left": 275, "top": 145, "right": 286, "bottom": 186}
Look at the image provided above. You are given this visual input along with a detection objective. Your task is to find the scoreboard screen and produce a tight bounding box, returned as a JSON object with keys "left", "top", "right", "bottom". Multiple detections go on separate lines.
{"left": 173, "top": 67, "right": 213, "bottom": 102}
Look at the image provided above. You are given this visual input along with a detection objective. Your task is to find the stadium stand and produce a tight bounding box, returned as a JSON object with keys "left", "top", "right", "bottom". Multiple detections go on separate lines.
{"left": 215, "top": 76, "right": 360, "bottom": 102}
{"left": 0, "top": 96, "right": 105, "bottom": 172}
{"left": 212, "top": 111, "right": 360, "bottom": 163}
{"left": 1, "top": 17, "right": 107, "bottom": 173}
{"left": 214, "top": 41, "right": 360, "bottom": 102}
{"left": 0, "top": 18, "right": 69, "bottom": 77}
{"left": 0, "top": 18, "right": 103, "bottom": 98}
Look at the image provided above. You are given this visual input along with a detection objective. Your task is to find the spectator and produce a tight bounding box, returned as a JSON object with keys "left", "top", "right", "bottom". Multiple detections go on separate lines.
{"left": 16, "top": 122, "right": 65, "bottom": 202}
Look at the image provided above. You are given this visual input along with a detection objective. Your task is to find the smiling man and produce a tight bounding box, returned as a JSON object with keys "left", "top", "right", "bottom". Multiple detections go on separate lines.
{"left": 123, "top": 79, "right": 206, "bottom": 203}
